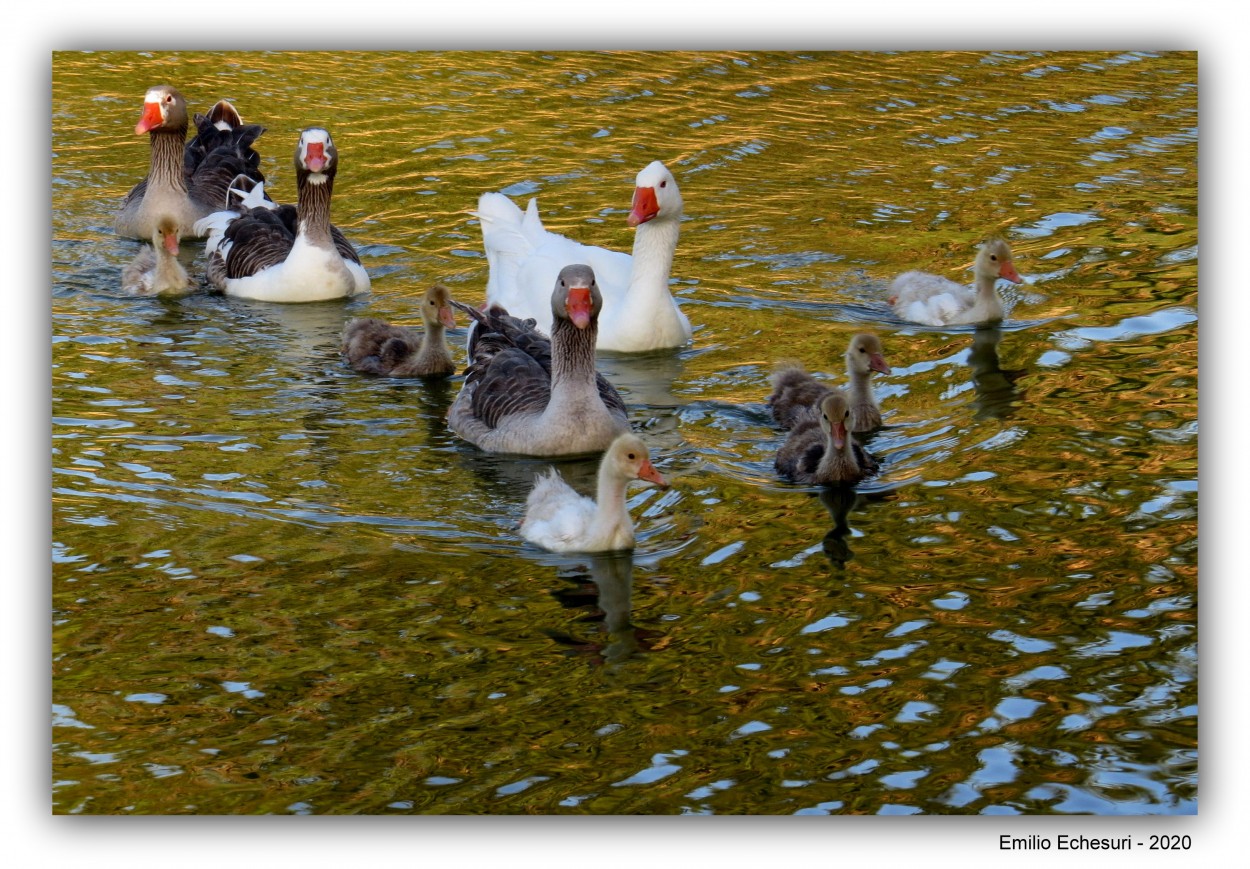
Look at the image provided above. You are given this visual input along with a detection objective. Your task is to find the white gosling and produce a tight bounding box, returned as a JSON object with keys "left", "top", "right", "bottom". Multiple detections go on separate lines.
{"left": 890, "top": 238, "right": 1023, "bottom": 326}
{"left": 521, "top": 433, "right": 668, "bottom": 553}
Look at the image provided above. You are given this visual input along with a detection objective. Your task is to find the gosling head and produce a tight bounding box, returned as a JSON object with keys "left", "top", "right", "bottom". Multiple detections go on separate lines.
{"left": 846, "top": 333, "right": 891, "bottom": 376}
{"left": 422, "top": 284, "right": 456, "bottom": 329}
{"left": 606, "top": 433, "right": 667, "bottom": 488}
{"left": 976, "top": 238, "right": 1022, "bottom": 284}
{"left": 818, "top": 392, "right": 852, "bottom": 451}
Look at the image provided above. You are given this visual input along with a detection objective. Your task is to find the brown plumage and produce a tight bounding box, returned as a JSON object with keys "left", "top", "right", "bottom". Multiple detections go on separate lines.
{"left": 774, "top": 392, "right": 879, "bottom": 486}
{"left": 768, "top": 333, "right": 890, "bottom": 433}
{"left": 341, "top": 285, "right": 457, "bottom": 378}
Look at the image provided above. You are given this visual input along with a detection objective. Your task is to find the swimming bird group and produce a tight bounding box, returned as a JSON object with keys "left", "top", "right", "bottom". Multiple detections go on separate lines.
{"left": 111, "top": 84, "right": 1032, "bottom": 555}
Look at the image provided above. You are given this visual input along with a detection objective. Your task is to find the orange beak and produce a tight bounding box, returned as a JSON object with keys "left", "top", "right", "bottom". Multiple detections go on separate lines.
{"left": 628, "top": 186, "right": 659, "bottom": 227}
{"left": 566, "top": 286, "right": 593, "bottom": 329}
{"left": 135, "top": 101, "right": 163, "bottom": 135}
{"left": 999, "top": 260, "right": 1022, "bottom": 283}
{"left": 832, "top": 421, "right": 847, "bottom": 450}
{"left": 438, "top": 305, "right": 456, "bottom": 329}
{"left": 305, "top": 142, "right": 327, "bottom": 172}
{"left": 869, "top": 353, "right": 891, "bottom": 375}
{"left": 162, "top": 229, "right": 180, "bottom": 255}
{"left": 638, "top": 458, "right": 668, "bottom": 488}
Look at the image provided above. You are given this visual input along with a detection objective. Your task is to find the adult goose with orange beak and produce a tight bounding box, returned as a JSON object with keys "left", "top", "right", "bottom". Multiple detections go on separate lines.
{"left": 114, "top": 85, "right": 266, "bottom": 241}
{"left": 476, "top": 161, "right": 692, "bottom": 352}
{"left": 449, "top": 264, "right": 630, "bottom": 456}
{"left": 195, "top": 128, "right": 370, "bottom": 302}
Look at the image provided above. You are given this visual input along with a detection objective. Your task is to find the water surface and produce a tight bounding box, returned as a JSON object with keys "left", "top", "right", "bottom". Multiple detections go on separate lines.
{"left": 52, "top": 50, "right": 1197, "bottom": 815}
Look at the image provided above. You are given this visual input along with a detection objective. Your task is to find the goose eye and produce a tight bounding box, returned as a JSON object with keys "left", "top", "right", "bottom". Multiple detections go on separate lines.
{"left": 990, "top": 254, "right": 998, "bottom": 261}
{"left": 859, "top": 347, "right": 866, "bottom": 353}
{"left": 627, "top": 453, "right": 636, "bottom": 460}
{"left": 660, "top": 180, "right": 667, "bottom": 188}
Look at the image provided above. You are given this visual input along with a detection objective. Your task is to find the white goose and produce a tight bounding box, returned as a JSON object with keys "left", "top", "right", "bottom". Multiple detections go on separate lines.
{"left": 114, "top": 85, "right": 266, "bottom": 241}
{"left": 521, "top": 433, "right": 667, "bottom": 553}
{"left": 120, "top": 216, "right": 190, "bottom": 296}
{"left": 448, "top": 264, "right": 630, "bottom": 456}
{"left": 195, "top": 128, "right": 370, "bottom": 303}
{"left": 477, "top": 160, "right": 692, "bottom": 352}
{"left": 890, "top": 238, "right": 1023, "bottom": 326}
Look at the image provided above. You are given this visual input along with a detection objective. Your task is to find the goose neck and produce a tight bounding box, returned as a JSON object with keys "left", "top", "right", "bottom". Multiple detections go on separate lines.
{"left": 296, "top": 173, "right": 335, "bottom": 246}
{"left": 628, "top": 217, "right": 680, "bottom": 291}
{"left": 148, "top": 127, "right": 188, "bottom": 194}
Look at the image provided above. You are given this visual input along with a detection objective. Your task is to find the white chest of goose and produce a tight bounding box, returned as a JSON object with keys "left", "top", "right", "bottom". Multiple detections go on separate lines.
{"left": 195, "top": 128, "right": 370, "bottom": 303}
{"left": 477, "top": 161, "right": 692, "bottom": 353}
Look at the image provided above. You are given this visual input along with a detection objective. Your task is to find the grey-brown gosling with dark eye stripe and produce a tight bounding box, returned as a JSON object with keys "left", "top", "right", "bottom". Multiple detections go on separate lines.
{"left": 774, "top": 391, "right": 879, "bottom": 486}
{"left": 769, "top": 333, "right": 891, "bottom": 433}
{"left": 341, "top": 285, "right": 457, "bottom": 378}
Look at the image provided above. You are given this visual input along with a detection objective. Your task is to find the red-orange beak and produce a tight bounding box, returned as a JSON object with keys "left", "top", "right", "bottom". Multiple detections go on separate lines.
{"left": 566, "top": 286, "right": 593, "bottom": 329}
{"left": 305, "top": 142, "right": 327, "bottom": 172}
{"left": 638, "top": 457, "right": 668, "bottom": 488}
{"left": 832, "top": 421, "right": 847, "bottom": 450}
{"left": 999, "top": 260, "right": 1022, "bottom": 283}
{"left": 135, "top": 101, "right": 163, "bottom": 135}
{"left": 869, "top": 353, "right": 891, "bottom": 375}
{"left": 162, "top": 229, "right": 180, "bottom": 255}
{"left": 628, "top": 186, "right": 659, "bottom": 227}
{"left": 438, "top": 305, "right": 456, "bottom": 329}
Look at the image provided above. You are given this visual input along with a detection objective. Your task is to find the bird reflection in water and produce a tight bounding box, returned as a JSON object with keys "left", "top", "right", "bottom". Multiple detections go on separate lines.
{"left": 818, "top": 485, "right": 861, "bottom": 568}
{"left": 968, "top": 324, "right": 1026, "bottom": 420}
{"left": 546, "top": 552, "right": 658, "bottom": 664}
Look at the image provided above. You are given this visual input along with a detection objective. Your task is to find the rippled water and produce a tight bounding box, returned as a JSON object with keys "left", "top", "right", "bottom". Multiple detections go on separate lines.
{"left": 52, "top": 50, "right": 1197, "bottom": 815}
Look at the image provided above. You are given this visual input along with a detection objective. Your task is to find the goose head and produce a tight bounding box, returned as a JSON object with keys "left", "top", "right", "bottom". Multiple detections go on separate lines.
{"left": 975, "top": 238, "right": 1022, "bottom": 285}
{"left": 134, "top": 85, "right": 188, "bottom": 135}
{"left": 846, "top": 333, "right": 891, "bottom": 377}
{"left": 818, "top": 392, "right": 852, "bottom": 451}
{"left": 422, "top": 283, "right": 457, "bottom": 330}
{"left": 628, "top": 161, "right": 683, "bottom": 227}
{"left": 153, "top": 216, "right": 181, "bottom": 256}
{"left": 605, "top": 433, "right": 668, "bottom": 488}
{"left": 295, "top": 127, "right": 338, "bottom": 183}
{"left": 551, "top": 264, "right": 602, "bottom": 330}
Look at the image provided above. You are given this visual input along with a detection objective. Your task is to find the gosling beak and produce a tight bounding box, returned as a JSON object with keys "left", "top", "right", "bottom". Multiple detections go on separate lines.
{"left": 638, "top": 457, "right": 668, "bottom": 488}
{"left": 162, "top": 230, "right": 180, "bottom": 255}
{"left": 869, "top": 353, "right": 891, "bottom": 375}
{"left": 832, "top": 421, "right": 847, "bottom": 450}
{"left": 627, "top": 186, "right": 659, "bottom": 227}
{"left": 999, "top": 261, "right": 1022, "bottom": 283}
{"left": 438, "top": 305, "right": 456, "bottom": 329}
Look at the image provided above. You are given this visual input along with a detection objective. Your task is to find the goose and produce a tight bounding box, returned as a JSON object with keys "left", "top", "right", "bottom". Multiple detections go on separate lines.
{"left": 520, "top": 433, "right": 668, "bottom": 553}
{"left": 341, "top": 284, "right": 457, "bottom": 378}
{"left": 448, "top": 264, "right": 630, "bottom": 456}
{"left": 889, "top": 238, "right": 1023, "bottom": 326}
{"left": 194, "top": 128, "right": 371, "bottom": 303}
{"left": 114, "top": 86, "right": 266, "bottom": 240}
{"left": 477, "top": 160, "right": 692, "bottom": 352}
{"left": 119, "top": 216, "right": 190, "bottom": 296}
{"left": 768, "top": 333, "right": 891, "bottom": 433}
{"left": 774, "top": 392, "right": 879, "bottom": 486}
